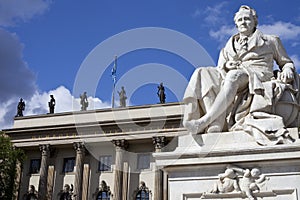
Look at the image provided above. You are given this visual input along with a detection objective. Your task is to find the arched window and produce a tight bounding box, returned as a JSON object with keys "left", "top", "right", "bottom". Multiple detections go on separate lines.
{"left": 96, "top": 191, "right": 110, "bottom": 200}
{"left": 135, "top": 181, "right": 150, "bottom": 200}
{"left": 136, "top": 190, "right": 149, "bottom": 200}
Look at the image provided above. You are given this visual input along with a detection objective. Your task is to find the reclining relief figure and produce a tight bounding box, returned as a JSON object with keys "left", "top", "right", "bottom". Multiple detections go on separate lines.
{"left": 183, "top": 5, "right": 299, "bottom": 145}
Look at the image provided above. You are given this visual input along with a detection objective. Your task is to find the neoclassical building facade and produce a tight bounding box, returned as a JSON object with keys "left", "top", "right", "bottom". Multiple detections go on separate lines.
{"left": 5, "top": 102, "right": 184, "bottom": 200}
{"left": 6, "top": 101, "right": 300, "bottom": 200}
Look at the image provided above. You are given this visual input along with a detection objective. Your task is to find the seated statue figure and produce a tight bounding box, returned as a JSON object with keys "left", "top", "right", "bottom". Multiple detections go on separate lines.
{"left": 183, "top": 5, "right": 299, "bottom": 145}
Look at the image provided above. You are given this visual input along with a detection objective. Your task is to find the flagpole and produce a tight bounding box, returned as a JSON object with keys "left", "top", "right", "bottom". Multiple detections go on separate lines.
{"left": 112, "top": 55, "right": 117, "bottom": 108}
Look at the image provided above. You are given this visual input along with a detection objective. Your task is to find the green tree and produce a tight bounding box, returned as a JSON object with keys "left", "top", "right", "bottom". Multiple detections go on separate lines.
{"left": 0, "top": 131, "right": 25, "bottom": 200}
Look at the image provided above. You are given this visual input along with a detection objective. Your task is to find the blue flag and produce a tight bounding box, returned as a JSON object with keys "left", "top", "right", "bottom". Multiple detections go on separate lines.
{"left": 111, "top": 56, "right": 117, "bottom": 85}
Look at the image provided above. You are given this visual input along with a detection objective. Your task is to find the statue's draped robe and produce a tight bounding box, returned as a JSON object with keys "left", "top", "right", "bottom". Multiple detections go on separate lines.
{"left": 183, "top": 30, "right": 299, "bottom": 145}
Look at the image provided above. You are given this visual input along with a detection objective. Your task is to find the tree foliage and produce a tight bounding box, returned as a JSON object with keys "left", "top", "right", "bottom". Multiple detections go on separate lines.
{"left": 0, "top": 131, "right": 25, "bottom": 200}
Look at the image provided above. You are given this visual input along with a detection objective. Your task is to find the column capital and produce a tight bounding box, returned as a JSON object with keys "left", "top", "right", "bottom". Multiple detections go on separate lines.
{"left": 73, "top": 142, "right": 85, "bottom": 154}
{"left": 152, "top": 136, "right": 166, "bottom": 151}
{"left": 112, "top": 139, "right": 128, "bottom": 150}
{"left": 39, "top": 144, "right": 51, "bottom": 156}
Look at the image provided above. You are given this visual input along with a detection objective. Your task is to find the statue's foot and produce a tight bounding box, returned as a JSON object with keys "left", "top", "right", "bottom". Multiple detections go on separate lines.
{"left": 183, "top": 120, "right": 198, "bottom": 134}
{"left": 183, "top": 118, "right": 208, "bottom": 134}
{"left": 207, "top": 125, "right": 222, "bottom": 133}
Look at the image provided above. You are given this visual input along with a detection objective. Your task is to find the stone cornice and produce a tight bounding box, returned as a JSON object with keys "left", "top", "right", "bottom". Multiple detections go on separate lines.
{"left": 6, "top": 102, "right": 183, "bottom": 130}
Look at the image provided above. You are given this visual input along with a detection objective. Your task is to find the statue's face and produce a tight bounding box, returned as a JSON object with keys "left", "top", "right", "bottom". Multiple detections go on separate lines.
{"left": 235, "top": 12, "right": 256, "bottom": 36}
{"left": 64, "top": 185, "right": 70, "bottom": 192}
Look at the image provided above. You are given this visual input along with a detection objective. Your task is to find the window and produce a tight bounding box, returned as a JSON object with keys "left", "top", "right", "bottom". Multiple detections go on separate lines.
{"left": 96, "top": 191, "right": 110, "bottom": 200}
{"left": 96, "top": 180, "right": 111, "bottom": 200}
{"left": 98, "top": 155, "right": 112, "bottom": 171}
{"left": 135, "top": 181, "right": 150, "bottom": 200}
{"left": 136, "top": 190, "right": 150, "bottom": 200}
{"left": 63, "top": 157, "right": 75, "bottom": 173}
{"left": 137, "top": 154, "right": 150, "bottom": 170}
{"left": 29, "top": 159, "right": 41, "bottom": 174}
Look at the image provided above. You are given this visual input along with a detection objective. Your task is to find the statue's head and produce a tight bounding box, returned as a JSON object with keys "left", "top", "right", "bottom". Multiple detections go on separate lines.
{"left": 29, "top": 185, "right": 35, "bottom": 193}
{"left": 234, "top": 5, "right": 258, "bottom": 35}
{"left": 250, "top": 168, "right": 261, "bottom": 177}
{"left": 224, "top": 168, "right": 236, "bottom": 179}
{"left": 63, "top": 184, "right": 70, "bottom": 192}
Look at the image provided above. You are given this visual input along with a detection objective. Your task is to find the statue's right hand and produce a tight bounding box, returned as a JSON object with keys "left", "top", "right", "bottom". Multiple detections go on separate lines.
{"left": 225, "top": 61, "right": 241, "bottom": 70}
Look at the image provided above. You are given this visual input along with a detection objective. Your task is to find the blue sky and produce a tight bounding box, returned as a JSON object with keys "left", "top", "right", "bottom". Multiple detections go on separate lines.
{"left": 1, "top": 0, "right": 300, "bottom": 129}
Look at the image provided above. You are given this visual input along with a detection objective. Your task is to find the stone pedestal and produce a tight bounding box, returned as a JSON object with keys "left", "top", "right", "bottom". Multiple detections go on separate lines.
{"left": 154, "top": 129, "right": 300, "bottom": 200}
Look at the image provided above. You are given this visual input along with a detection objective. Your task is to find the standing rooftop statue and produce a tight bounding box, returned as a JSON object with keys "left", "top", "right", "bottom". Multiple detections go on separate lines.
{"left": 48, "top": 95, "right": 56, "bottom": 114}
{"left": 183, "top": 5, "right": 299, "bottom": 145}
{"left": 80, "top": 92, "right": 89, "bottom": 111}
{"left": 15, "top": 98, "right": 25, "bottom": 117}
{"left": 118, "top": 86, "right": 127, "bottom": 107}
{"left": 157, "top": 82, "right": 166, "bottom": 104}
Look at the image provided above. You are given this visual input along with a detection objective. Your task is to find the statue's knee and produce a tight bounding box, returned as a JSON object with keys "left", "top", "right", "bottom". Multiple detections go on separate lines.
{"left": 225, "top": 70, "right": 241, "bottom": 81}
{"left": 225, "top": 70, "right": 248, "bottom": 88}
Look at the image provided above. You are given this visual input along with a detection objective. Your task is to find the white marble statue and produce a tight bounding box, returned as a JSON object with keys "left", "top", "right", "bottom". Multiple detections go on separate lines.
{"left": 183, "top": 5, "right": 299, "bottom": 145}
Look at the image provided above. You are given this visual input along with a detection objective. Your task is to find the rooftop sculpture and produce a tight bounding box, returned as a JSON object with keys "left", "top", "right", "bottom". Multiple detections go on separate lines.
{"left": 118, "top": 86, "right": 127, "bottom": 107}
{"left": 15, "top": 98, "right": 25, "bottom": 117}
{"left": 80, "top": 92, "right": 88, "bottom": 111}
{"left": 48, "top": 95, "right": 56, "bottom": 114}
{"left": 157, "top": 82, "right": 166, "bottom": 104}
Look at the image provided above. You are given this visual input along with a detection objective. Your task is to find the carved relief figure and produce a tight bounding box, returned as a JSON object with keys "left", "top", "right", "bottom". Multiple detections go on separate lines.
{"left": 48, "top": 95, "right": 56, "bottom": 114}
{"left": 118, "top": 86, "right": 127, "bottom": 107}
{"left": 211, "top": 168, "right": 240, "bottom": 194}
{"left": 230, "top": 165, "right": 268, "bottom": 200}
{"left": 183, "top": 5, "right": 299, "bottom": 145}
{"left": 208, "top": 165, "right": 268, "bottom": 200}
{"left": 16, "top": 98, "right": 25, "bottom": 117}
{"left": 80, "top": 92, "right": 89, "bottom": 111}
{"left": 157, "top": 82, "right": 166, "bottom": 103}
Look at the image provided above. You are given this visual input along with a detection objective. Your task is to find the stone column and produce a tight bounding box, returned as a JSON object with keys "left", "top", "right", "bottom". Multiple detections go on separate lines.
{"left": 112, "top": 139, "right": 128, "bottom": 200}
{"left": 13, "top": 160, "right": 22, "bottom": 200}
{"left": 122, "top": 162, "right": 129, "bottom": 200}
{"left": 73, "top": 142, "right": 85, "bottom": 200}
{"left": 153, "top": 136, "right": 166, "bottom": 200}
{"left": 46, "top": 165, "right": 55, "bottom": 200}
{"left": 163, "top": 171, "right": 168, "bottom": 200}
{"left": 38, "top": 144, "right": 51, "bottom": 200}
{"left": 82, "top": 164, "right": 90, "bottom": 200}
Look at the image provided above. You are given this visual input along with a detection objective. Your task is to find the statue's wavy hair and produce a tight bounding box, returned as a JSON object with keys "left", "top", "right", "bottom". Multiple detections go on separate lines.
{"left": 234, "top": 5, "right": 258, "bottom": 28}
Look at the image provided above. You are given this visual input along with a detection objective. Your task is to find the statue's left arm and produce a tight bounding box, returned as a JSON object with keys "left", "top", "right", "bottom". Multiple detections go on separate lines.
{"left": 272, "top": 36, "right": 295, "bottom": 83}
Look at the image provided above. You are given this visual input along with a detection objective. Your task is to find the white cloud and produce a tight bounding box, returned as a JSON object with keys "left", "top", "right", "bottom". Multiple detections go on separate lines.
{"left": 0, "top": 86, "right": 111, "bottom": 130}
{"left": 290, "top": 55, "right": 300, "bottom": 72}
{"left": 209, "top": 25, "right": 237, "bottom": 48}
{"left": 259, "top": 21, "right": 300, "bottom": 40}
{"left": 209, "top": 21, "right": 300, "bottom": 48}
{"left": 203, "top": 2, "right": 228, "bottom": 26}
{"left": 0, "top": 0, "right": 51, "bottom": 27}
{"left": 26, "top": 85, "right": 111, "bottom": 115}
{"left": 192, "top": 8, "right": 201, "bottom": 18}
{"left": 0, "top": 28, "right": 37, "bottom": 101}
